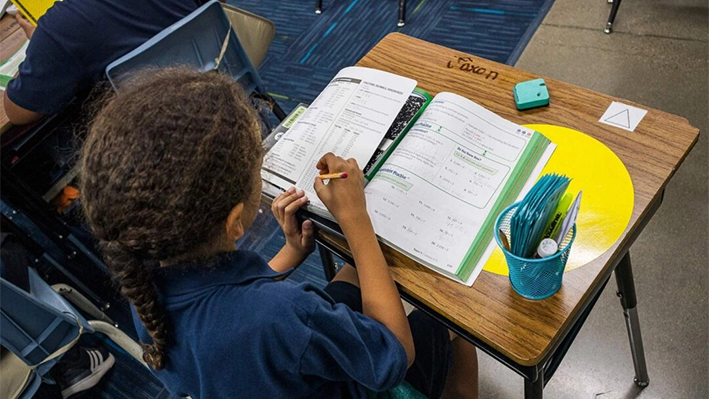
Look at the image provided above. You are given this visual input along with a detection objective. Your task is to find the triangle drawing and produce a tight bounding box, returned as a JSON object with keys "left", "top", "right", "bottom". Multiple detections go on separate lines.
{"left": 604, "top": 109, "right": 631, "bottom": 129}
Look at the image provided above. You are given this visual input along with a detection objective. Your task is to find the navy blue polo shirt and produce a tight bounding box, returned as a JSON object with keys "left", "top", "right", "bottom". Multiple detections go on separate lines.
{"left": 6, "top": 0, "right": 202, "bottom": 115}
{"left": 132, "top": 251, "right": 408, "bottom": 399}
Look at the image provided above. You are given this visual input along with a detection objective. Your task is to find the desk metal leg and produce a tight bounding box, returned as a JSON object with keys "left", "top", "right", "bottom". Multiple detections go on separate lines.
{"left": 315, "top": 0, "right": 322, "bottom": 14}
{"left": 604, "top": 0, "right": 622, "bottom": 33}
{"left": 318, "top": 243, "right": 338, "bottom": 281}
{"left": 524, "top": 367, "right": 544, "bottom": 399}
{"left": 615, "top": 252, "right": 650, "bottom": 387}
{"left": 397, "top": 0, "right": 406, "bottom": 27}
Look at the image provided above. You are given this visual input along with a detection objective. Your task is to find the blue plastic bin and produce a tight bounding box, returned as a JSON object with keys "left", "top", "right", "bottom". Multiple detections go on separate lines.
{"left": 105, "top": 0, "right": 264, "bottom": 94}
{"left": 494, "top": 202, "right": 576, "bottom": 300}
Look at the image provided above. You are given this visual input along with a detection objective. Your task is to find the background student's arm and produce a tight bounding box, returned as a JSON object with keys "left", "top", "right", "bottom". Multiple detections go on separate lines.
{"left": 5, "top": 17, "right": 86, "bottom": 125}
{"left": 3, "top": 14, "right": 42, "bottom": 125}
{"left": 313, "top": 153, "right": 415, "bottom": 367}
{"left": 269, "top": 187, "right": 315, "bottom": 272}
{"left": 4, "top": 90, "right": 43, "bottom": 125}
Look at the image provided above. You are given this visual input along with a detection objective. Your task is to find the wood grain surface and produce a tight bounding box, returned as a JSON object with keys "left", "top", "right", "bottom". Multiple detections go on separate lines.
{"left": 316, "top": 33, "right": 699, "bottom": 366}
{"left": 0, "top": 14, "right": 28, "bottom": 134}
{"left": 1, "top": 15, "right": 26, "bottom": 62}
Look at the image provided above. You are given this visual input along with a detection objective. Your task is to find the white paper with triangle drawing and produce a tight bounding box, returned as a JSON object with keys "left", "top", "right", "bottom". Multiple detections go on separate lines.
{"left": 599, "top": 101, "right": 647, "bottom": 132}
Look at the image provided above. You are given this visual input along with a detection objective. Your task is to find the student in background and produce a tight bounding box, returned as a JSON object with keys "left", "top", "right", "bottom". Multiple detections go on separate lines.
{"left": 3, "top": 0, "right": 204, "bottom": 125}
{"left": 79, "top": 68, "right": 479, "bottom": 399}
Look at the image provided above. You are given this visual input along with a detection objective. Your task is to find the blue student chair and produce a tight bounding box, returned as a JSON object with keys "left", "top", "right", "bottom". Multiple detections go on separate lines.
{"left": 1, "top": 268, "right": 90, "bottom": 399}
{"left": 221, "top": 3, "right": 275, "bottom": 69}
{"left": 1, "top": 268, "right": 146, "bottom": 399}
{"left": 105, "top": 1, "right": 343, "bottom": 287}
{"left": 105, "top": 0, "right": 286, "bottom": 120}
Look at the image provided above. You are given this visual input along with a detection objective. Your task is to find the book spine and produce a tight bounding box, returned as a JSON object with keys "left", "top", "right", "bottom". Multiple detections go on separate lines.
{"left": 365, "top": 88, "right": 433, "bottom": 180}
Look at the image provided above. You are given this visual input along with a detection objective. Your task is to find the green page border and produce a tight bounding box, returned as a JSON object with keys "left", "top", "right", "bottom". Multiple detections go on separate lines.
{"left": 456, "top": 132, "right": 551, "bottom": 280}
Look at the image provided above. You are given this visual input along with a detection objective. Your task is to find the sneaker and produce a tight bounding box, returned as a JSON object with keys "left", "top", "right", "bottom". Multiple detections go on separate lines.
{"left": 54, "top": 345, "right": 115, "bottom": 398}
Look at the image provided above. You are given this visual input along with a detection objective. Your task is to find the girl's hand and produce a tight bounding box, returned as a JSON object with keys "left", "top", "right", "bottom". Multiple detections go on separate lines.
{"left": 312, "top": 153, "right": 368, "bottom": 228}
{"left": 271, "top": 187, "right": 316, "bottom": 266}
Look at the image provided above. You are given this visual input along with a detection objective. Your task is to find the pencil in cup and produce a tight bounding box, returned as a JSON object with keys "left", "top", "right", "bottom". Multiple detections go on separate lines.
{"left": 318, "top": 172, "right": 348, "bottom": 180}
{"left": 494, "top": 202, "right": 576, "bottom": 300}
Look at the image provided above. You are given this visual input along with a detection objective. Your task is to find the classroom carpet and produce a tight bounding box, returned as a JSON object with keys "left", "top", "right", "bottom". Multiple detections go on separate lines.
{"left": 231, "top": 0, "right": 556, "bottom": 112}
{"left": 36, "top": 1, "right": 554, "bottom": 398}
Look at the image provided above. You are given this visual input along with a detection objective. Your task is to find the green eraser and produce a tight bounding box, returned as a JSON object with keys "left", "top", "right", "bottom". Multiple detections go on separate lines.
{"left": 513, "top": 78, "right": 549, "bottom": 110}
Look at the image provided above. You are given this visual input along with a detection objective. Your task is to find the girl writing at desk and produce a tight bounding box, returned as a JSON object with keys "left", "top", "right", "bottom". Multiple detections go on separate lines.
{"left": 79, "top": 68, "right": 478, "bottom": 399}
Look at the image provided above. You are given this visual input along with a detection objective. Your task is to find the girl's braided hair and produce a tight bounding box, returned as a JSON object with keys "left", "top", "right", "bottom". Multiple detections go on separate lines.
{"left": 80, "top": 68, "right": 263, "bottom": 369}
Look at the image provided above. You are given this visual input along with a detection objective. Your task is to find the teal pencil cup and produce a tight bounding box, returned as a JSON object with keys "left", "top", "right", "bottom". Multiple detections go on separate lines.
{"left": 494, "top": 202, "right": 576, "bottom": 300}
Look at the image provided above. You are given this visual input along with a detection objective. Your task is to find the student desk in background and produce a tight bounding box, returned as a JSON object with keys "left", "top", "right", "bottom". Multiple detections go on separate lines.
{"left": 0, "top": 13, "right": 28, "bottom": 134}
{"left": 0, "top": 14, "right": 114, "bottom": 309}
{"left": 306, "top": 33, "right": 699, "bottom": 399}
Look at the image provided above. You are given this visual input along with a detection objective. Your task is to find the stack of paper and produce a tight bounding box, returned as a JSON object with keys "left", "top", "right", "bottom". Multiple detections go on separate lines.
{"left": 509, "top": 174, "right": 570, "bottom": 258}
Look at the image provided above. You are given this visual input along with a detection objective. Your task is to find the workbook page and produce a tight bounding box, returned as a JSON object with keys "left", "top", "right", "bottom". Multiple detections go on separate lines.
{"left": 365, "top": 92, "right": 543, "bottom": 282}
{"left": 261, "top": 67, "right": 416, "bottom": 212}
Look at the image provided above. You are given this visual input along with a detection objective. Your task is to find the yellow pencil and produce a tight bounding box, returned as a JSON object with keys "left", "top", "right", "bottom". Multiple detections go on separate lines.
{"left": 317, "top": 172, "right": 348, "bottom": 180}
{"left": 499, "top": 229, "right": 511, "bottom": 252}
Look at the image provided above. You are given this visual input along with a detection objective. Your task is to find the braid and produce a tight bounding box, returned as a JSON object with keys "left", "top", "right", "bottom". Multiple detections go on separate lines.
{"left": 80, "top": 68, "right": 263, "bottom": 370}
{"left": 101, "top": 240, "right": 169, "bottom": 369}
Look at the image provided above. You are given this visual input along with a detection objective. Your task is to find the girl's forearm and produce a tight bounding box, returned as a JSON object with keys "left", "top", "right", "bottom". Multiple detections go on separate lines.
{"left": 269, "top": 245, "right": 307, "bottom": 273}
{"left": 341, "top": 218, "right": 415, "bottom": 367}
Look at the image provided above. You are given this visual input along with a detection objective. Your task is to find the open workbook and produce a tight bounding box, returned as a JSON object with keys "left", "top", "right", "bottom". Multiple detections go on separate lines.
{"left": 262, "top": 67, "right": 555, "bottom": 285}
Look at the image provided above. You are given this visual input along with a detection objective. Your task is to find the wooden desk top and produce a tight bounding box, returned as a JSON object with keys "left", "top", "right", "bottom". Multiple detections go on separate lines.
{"left": 318, "top": 33, "right": 700, "bottom": 366}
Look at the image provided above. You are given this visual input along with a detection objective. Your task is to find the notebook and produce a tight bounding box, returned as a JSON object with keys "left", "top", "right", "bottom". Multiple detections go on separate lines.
{"left": 9, "top": 0, "right": 57, "bottom": 25}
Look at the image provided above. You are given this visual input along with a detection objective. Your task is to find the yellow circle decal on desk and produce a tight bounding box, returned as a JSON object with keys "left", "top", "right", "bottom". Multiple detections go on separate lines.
{"left": 483, "top": 124, "right": 634, "bottom": 275}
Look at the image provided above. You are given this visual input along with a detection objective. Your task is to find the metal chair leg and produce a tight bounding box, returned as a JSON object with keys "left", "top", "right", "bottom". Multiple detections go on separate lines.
{"left": 398, "top": 0, "right": 406, "bottom": 27}
{"left": 53, "top": 284, "right": 117, "bottom": 326}
{"left": 271, "top": 97, "right": 287, "bottom": 121}
{"left": 318, "top": 244, "right": 338, "bottom": 281}
{"left": 316, "top": 0, "right": 322, "bottom": 14}
{"left": 615, "top": 252, "right": 650, "bottom": 387}
{"left": 605, "top": 0, "right": 622, "bottom": 33}
{"left": 524, "top": 366, "right": 544, "bottom": 399}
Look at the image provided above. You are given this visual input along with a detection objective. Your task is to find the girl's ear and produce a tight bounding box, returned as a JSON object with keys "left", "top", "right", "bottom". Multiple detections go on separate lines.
{"left": 226, "top": 203, "right": 246, "bottom": 241}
